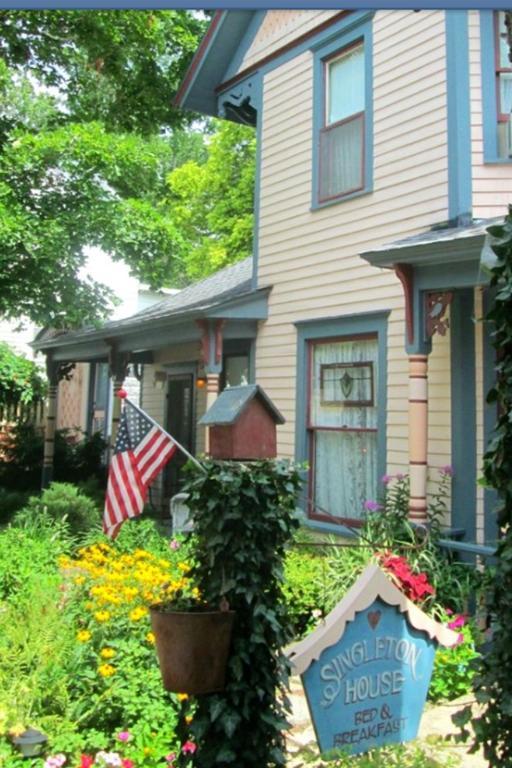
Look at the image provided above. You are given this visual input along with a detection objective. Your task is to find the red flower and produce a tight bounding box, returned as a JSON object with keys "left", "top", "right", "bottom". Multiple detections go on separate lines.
{"left": 122, "top": 760, "right": 134, "bottom": 768}
{"left": 182, "top": 741, "right": 197, "bottom": 755}
{"left": 80, "top": 757, "right": 94, "bottom": 768}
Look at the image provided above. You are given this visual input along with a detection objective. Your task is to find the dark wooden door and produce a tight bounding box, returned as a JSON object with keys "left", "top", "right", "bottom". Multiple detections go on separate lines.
{"left": 165, "top": 374, "right": 194, "bottom": 500}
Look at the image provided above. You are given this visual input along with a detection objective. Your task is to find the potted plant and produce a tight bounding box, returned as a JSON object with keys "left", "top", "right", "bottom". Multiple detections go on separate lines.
{"left": 150, "top": 582, "right": 235, "bottom": 696}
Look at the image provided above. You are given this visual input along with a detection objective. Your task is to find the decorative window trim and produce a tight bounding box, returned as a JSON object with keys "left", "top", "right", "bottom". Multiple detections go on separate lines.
{"left": 480, "top": 10, "right": 512, "bottom": 164}
{"left": 311, "top": 17, "right": 373, "bottom": 210}
{"left": 295, "top": 312, "right": 388, "bottom": 536}
{"left": 319, "top": 360, "right": 375, "bottom": 407}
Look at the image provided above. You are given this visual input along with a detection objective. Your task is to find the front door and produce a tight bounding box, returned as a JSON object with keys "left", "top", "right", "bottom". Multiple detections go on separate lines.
{"left": 165, "top": 374, "right": 194, "bottom": 500}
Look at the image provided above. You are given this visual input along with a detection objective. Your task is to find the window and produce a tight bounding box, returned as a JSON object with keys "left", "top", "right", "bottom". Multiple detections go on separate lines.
{"left": 295, "top": 312, "right": 387, "bottom": 532}
{"left": 312, "top": 16, "right": 373, "bottom": 207}
{"left": 308, "top": 335, "right": 378, "bottom": 524}
{"left": 320, "top": 42, "right": 365, "bottom": 202}
{"left": 480, "top": 10, "right": 512, "bottom": 162}
{"left": 495, "top": 11, "right": 512, "bottom": 157}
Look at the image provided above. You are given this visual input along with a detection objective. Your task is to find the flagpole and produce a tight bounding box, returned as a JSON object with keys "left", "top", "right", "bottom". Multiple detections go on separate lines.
{"left": 121, "top": 394, "right": 207, "bottom": 474}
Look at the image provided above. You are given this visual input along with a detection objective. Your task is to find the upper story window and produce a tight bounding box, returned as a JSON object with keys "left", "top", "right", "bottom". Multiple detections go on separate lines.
{"left": 312, "top": 15, "right": 373, "bottom": 209}
{"left": 495, "top": 11, "right": 512, "bottom": 157}
{"left": 480, "top": 10, "right": 512, "bottom": 162}
{"left": 319, "top": 42, "right": 365, "bottom": 202}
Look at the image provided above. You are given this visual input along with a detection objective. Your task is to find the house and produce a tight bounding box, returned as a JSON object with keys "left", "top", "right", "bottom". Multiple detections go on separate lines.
{"left": 34, "top": 10, "right": 511, "bottom": 552}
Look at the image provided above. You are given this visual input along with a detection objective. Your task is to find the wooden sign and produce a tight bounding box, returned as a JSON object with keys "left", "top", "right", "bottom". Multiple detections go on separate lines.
{"left": 288, "top": 565, "right": 458, "bottom": 757}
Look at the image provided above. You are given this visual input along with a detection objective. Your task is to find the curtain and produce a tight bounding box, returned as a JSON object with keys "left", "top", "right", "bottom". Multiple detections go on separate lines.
{"left": 328, "top": 44, "right": 365, "bottom": 124}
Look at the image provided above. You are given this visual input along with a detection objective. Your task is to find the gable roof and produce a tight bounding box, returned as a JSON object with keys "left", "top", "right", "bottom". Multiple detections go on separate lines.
{"left": 199, "top": 383, "right": 285, "bottom": 426}
{"left": 33, "top": 257, "right": 266, "bottom": 354}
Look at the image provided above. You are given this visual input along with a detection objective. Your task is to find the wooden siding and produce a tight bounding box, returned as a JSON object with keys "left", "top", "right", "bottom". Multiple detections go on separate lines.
{"left": 255, "top": 10, "right": 451, "bottom": 487}
{"left": 468, "top": 10, "right": 512, "bottom": 218}
{"left": 238, "top": 11, "right": 337, "bottom": 73}
{"left": 57, "top": 363, "right": 89, "bottom": 432}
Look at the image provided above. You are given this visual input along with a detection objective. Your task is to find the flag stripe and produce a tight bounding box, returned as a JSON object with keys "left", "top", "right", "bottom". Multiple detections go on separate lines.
{"left": 103, "top": 400, "right": 178, "bottom": 539}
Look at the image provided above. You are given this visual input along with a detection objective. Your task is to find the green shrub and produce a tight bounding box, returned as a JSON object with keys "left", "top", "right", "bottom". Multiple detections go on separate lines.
{"left": 0, "top": 486, "right": 30, "bottom": 525}
{"left": 429, "top": 611, "right": 480, "bottom": 702}
{"left": 283, "top": 549, "right": 326, "bottom": 637}
{"left": 303, "top": 741, "right": 460, "bottom": 767}
{"left": 0, "top": 423, "right": 107, "bottom": 491}
{"left": 14, "top": 482, "right": 101, "bottom": 535}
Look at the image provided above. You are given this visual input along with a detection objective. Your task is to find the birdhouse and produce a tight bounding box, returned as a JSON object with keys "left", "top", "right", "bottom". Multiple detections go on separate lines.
{"left": 199, "top": 384, "right": 285, "bottom": 460}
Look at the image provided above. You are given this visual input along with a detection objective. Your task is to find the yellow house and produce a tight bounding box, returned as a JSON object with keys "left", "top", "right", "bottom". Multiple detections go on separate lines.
{"left": 36, "top": 10, "right": 511, "bottom": 555}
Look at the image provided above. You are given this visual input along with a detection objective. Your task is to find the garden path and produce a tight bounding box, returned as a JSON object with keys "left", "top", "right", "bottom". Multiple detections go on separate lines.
{"left": 285, "top": 675, "right": 487, "bottom": 767}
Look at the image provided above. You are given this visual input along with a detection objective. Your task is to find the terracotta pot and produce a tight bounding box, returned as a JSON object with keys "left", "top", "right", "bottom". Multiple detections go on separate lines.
{"left": 150, "top": 608, "right": 235, "bottom": 695}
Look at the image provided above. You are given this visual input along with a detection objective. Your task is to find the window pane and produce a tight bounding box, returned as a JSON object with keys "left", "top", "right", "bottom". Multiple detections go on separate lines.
{"left": 319, "top": 115, "right": 363, "bottom": 199}
{"left": 498, "top": 12, "right": 510, "bottom": 68}
{"left": 500, "top": 72, "right": 512, "bottom": 114}
{"left": 314, "top": 429, "right": 377, "bottom": 520}
{"left": 327, "top": 44, "right": 365, "bottom": 125}
{"left": 310, "top": 337, "right": 378, "bottom": 429}
{"left": 224, "top": 355, "right": 249, "bottom": 388}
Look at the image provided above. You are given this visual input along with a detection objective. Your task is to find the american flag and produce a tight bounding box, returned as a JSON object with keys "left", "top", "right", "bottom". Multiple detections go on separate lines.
{"left": 103, "top": 399, "right": 177, "bottom": 539}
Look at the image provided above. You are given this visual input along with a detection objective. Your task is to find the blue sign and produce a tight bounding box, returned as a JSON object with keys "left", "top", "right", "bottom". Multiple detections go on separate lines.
{"left": 302, "top": 598, "right": 436, "bottom": 755}
{"left": 288, "top": 565, "right": 458, "bottom": 758}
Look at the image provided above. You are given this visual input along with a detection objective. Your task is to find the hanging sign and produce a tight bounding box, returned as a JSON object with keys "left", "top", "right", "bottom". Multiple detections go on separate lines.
{"left": 288, "top": 564, "right": 458, "bottom": 757}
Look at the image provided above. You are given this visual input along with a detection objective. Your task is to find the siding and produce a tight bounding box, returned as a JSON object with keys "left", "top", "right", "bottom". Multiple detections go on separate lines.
{"left": 255, "top": 10, "right": 451, "bottom": 483}
{"left": 239, "top": 11, "right": 337, "bottom": 73}
{"left": 468, "top": 10, "right": 512, "bottom": 218}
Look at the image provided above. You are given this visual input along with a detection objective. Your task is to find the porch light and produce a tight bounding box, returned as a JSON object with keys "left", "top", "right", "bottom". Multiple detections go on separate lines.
{"left": 153, "top": 371, "right": 167, "bottom": 390}
{"left": 196, "top": 376, "right": 207, "bottom": 389}
{"left": 12, "top": 727, "right": 48, "bottom": 758}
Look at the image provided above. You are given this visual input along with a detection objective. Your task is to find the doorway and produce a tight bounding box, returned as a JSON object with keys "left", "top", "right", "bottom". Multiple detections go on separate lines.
{"left": 165, "top": 374, "right": 194, "bottom": 501}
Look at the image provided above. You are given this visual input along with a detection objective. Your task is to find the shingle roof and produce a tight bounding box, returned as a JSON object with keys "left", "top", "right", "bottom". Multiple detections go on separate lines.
{"left": 34, "top": 257, "right": 254, "bottom": 349}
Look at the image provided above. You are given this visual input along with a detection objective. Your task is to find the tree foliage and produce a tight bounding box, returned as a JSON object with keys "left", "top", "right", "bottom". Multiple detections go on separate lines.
{"left": 0, "top": 11, "right": 207, "bottom": 327}
{"left": 0, "top": 342, "right": 46, "bottom": 407}
{"left": 167, "top": 119, "right": 256, "bottom": 281}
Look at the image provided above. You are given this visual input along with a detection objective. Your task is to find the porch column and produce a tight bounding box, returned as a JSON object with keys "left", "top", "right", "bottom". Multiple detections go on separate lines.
{"left": 196, "top": 319, "right": 224, "bottom": 455}
{"left": 408, "top": 355, "right": 429, "bottom": 524}
{"left": 41, "top": 357, "right": 59, "bottom": 489}
{"left": 108, "top": 345, "right": 129, "bottom": 448}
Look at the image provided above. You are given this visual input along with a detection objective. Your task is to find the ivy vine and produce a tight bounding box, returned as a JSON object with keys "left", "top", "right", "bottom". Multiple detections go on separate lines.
{"left": 466, "top": 209, "right": 512, "bottom": 765}
{"left": 182, "top": 459, "right": 302, "bottom": 768}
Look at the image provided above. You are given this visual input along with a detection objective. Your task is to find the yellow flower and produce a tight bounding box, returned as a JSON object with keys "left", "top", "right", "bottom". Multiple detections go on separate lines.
{"left": 146, "top": 632, "right": 156, "bottom": 644}
{"left": 177, "top": 562, "right": 191, "bottom": 573}
{"left": 9, "top": 723, "right": 25, "bottom": 738}
{"left": 185, "top": 715, "right": 193, "bottom": 725}
{"left": 129, "top": 606, "right": 147, "bottom": 622}
{"left": 74, "top": 575, "right": 86, "bottom": 586}
{"left": 77, "top": 630, "right": 92, "bottom": 643}
{"left": 143, "top": 747, "right": 153, "bottom": 756}
{"left": 98, "top": 663, "right": 116, "bottom": 678}
{"left": 177, "top": 693, "right": 189, "bottom": 702}
{"left": 94, "top": 610, "right": 111, "bottom": 623}
{"left": 100, "top": 647, "right": 116, "bottom": 659}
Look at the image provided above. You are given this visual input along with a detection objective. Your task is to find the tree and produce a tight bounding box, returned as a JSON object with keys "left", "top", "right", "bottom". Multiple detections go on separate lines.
{"left": 167, "top": 120, "right": 256, "bottom": 282}
{"left": 0, "top": 11, "right": 207, "bottom": 327}
{"left": 0, "top": 342, "right": 46, "bottom": 407}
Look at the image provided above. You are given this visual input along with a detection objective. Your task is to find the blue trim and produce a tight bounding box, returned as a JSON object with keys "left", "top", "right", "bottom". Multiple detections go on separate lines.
{"left": 0, "top": 2, "right": 505, "bottom": 9}
{"left": 480, "top": 10, "right": 512, "bottom": 164}
{"left": 450, "top": 289, "right": 476, "bottom": 541}
{"left": 294, "top": 311, "right": 388, "bottom": 526}
{"left": 311, "top": 14, "right": 373, "bottom": 210}
{"left": 482, "top": 288, "right": 498, "bottom": 545}
{"left": 446, "top": 11, "right": 472, "bottom": 221}
{"left": 222, "top": 10, "right": 266, "bottom": 82}
{"left": 252, "top": 85, "right": 263, "bottom": 291}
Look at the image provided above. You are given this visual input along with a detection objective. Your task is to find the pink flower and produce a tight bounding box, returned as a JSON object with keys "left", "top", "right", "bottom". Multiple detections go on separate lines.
{"left": 440, "top": 465, "right": 454, "bottom": 477}
{"left": 44, "top": 756, "right": 67, "bottom": 768}
{"left": 121, "top": 761, "right": 134, "bottom": 768}
{"left": 169, "top": 539, "right": 180, "bottom": 551}
{"left": 165, "top": 754, "right": 177, "bottom": 764}
{"left": 381, "top": 474, "right": 392, "bottom": 485}
{"left": 448, "top": 614, "right": 466, "bottom": 630}
{"left": 396, "top": 472, "right": 405, "bottom": 480}
{"left": 80, "top": 757, "right": 94, "bottom": 768}
{"left": 117, "top": 731, "right": 132, "bottom": 743}
{"left": 364, "top": 500, "right": 382, "bottom": 512}
{"left": 182, "top": 741, "right": 197, "bottom": 755}
{"left": 455, "top": 632, "right": 464, "bottom": 646}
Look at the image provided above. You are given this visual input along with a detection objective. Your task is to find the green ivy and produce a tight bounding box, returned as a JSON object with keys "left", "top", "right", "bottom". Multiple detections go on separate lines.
{"left": 182, "top": 459, "right": 302, "bottom": 768}
{"left": 466, "top": 209, "right": 512, "bottom": 765}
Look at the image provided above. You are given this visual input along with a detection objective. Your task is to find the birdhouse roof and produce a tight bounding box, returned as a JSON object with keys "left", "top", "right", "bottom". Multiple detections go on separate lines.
{"left": 287, "top": 564, "right": 459, "bottom": 676}
{"left": 199, "top": 384, "right": 285, "bottom": 426}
